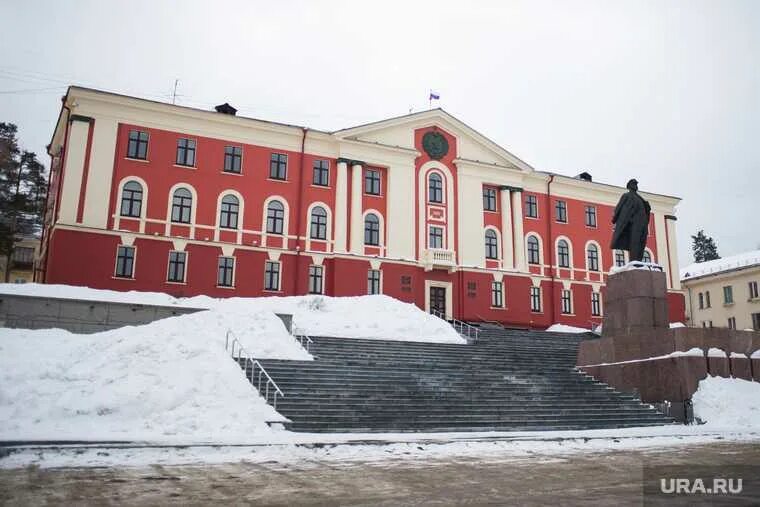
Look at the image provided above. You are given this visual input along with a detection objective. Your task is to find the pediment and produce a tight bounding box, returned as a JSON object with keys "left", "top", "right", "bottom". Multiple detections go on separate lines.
{"left": 332, "top": 109, "right": 534, "bottom": 172}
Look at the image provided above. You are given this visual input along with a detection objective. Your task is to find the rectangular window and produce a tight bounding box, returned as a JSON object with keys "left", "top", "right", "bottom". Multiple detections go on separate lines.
{"left": 176, "top": 138, "right": 196, "bottom": 167}
{"left": 561, "top": 289, "right": 572, "bottom": 314}
{"left": 217, "top": 256, "right": 234, "bottom": 287}
{"left": 615, "top": 250, "right": 626, "bottom": 267}
{"left": 723, "top": 286, "right": 734, "bottom": 304}
{"left": 483, "top": 188, "right": 497, "bottom": 211}
{"left": 269, "top": 153, "right": 287, "bottom": 180}
{"left": 308, "top": 265, "right": 323, "bottom": 294}
{"left": 312, "top": 159, "right": 329, "bottom": 186}
{"left": 698, "top": 292, "right": 704, "bottom": 310}
{"left": 367, "top": 269, "right": 381, "bottom": 295}
{"left": 223, "top": 146, "right": 242, "bottom": 173}
{"left": 530, "top": 286, "right": 542, "bottom": 312}
{"left": 752, "top": 313, "right": 760, "bottom": 330}
{"left": 749, "top": 281, "right": 759, "bottom": 300}
{"left": 525, "top": 195, "right": 538, "bottom": 218}
{"left": 585, "top": 206, "right": 597, "bottom": 227}
{"left": 364, "top": 169, "right": 381, "bottom": 195}
{"left": 264, "top": 261, "right": 280, "bottom": 291}
{"left": 555, "top": 200, "right": 567, "bottom": 223}
{"left": 591, "top": 292, "right": 601, "bottom": 316}
{"left": 114, "top": 245, "right": 135, "bottom": 278}
{"left": 491, "top": 281, "right": 504, "bottom": 308}
{"left": 167, "top": 251, "right": 187, "bottom": 283}
{"left": 429, "top": 226, "right": 444, "bottom": 249}
{"left": 11, "top": 247, "right": 34, "bottom": 264}
{"left": 706, "top": 291, "right": 711, "bottom": 308}
{"left": 728, "top": 317, "right": 736, "bottom": 330}
{"left": 127, "top": 130, "right": 148, "bottom": 159}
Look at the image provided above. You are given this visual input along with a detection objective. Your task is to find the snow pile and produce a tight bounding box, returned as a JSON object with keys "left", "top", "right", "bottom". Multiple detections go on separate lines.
{"left": 545, "top": 324, "right": 592, "bottom": 334}
{"left": 0, "top": 284, "right": 464, "bottom": 344}
{"left": 669, "top": 322, "right": 686, "bottom": 328}
{"left": 692, "top": 376, "right": 760, "bottom": 429}
{"left": 609, "top": 261, "right": 664, "bottom": 275}
{"left": 680, "top": 250, "right": 760, "bottom": 281}
{"left": 670, "top": 347, "right": 705, "bottom": 358}
{"left": 0, "top": 308, "right": 309, "bottom": 443}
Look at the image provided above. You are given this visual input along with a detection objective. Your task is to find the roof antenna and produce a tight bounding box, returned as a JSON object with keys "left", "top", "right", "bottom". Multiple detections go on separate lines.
{"left": 172, "top": 79, "right": 179, "bottom": 104}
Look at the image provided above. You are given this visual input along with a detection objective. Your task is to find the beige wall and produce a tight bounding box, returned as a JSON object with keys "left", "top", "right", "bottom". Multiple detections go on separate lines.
{"left": 0, "top": 237, "right": 40, "bottom": 284}
{"left": 683, "top": 266, "right": 760, "bottom": 330}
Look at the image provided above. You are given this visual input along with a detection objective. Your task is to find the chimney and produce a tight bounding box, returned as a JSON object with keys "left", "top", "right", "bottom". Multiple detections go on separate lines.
{"left": 214, "top": 103, "right": 237, "bottom": 116}
{"left": 576, "top": 172, "right": 592, "bottom": 182}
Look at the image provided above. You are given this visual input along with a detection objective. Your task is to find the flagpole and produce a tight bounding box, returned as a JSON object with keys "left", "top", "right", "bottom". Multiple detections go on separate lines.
{"left": 428, "top": 89, "right": 431, "bottom": 110}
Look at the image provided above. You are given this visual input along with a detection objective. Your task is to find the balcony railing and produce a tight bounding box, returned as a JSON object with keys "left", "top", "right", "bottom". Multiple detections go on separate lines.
{"left": 422, "top": 249, "right": 456, "bottom": 271}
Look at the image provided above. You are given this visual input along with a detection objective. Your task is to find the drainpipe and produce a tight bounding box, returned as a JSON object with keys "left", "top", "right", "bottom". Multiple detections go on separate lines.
{"left": 546, "top": 175, "right": 556, "bottom": 326}
{"left": 292, "top": 128, "right": 308, "bottom": 295}
{"left": 687, "top": 286, "right": 694, "bottom": 326}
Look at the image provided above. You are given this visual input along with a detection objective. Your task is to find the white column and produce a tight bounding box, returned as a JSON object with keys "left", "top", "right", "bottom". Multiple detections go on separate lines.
{"left": 653, "top": 212, "right": 671, "bottom": 289}
{"left": 349, "top": 162, "right": 363, "bottom": 254}
{"left": 500, "top": 188, "right": 514, "bottom": 270}
{"left": 386, "top": 163, "right": 415, "bottom": 260}
{"left": 511, "top": 189, "right": 527, "bottom": 271}
{"left": 334, "top": 160, "right": 349, "bottom": 252}
{"left": 666, "top": 216, "right": 681, "bottom": 290}
{"left": 82, "top": 117, "right": 118, "bottom": 228}
{"left": 58, "top": 117, "right": 91, "bottom": 225}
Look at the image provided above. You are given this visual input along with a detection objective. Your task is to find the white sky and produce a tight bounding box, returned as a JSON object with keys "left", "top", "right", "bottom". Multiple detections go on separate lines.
{"left": 1, "top": 0, "right": 758, "bottom": 267}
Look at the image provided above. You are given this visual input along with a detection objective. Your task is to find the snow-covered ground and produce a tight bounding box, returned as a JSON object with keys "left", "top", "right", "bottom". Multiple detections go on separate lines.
{"left": 0, "top": 284, "right": 463, "bottom": 343}
{"left": 693, "top": 376, "right": 760, "bottom": 429}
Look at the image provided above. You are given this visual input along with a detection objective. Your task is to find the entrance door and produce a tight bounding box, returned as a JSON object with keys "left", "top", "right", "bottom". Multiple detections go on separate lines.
{"left": 429, "top": 286, "right": 447, "bottom": 317}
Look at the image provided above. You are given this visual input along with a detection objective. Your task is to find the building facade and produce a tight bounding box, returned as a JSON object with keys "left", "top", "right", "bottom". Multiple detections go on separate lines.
{"left": 40, "top": 87, "right": 685, "bottom": 328}
{"left": 0, "top": 236, "right": 40, "bottom": 284}
{"left": 681, "top": 251, "right": 760, "bottom": 330}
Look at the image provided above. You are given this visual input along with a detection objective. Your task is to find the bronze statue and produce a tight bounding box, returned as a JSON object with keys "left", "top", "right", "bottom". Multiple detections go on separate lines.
{"left": 611, "top": 179, "right": 651, "bottom": 262}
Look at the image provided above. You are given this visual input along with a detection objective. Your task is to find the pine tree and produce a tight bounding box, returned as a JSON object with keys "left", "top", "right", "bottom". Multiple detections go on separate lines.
{"left": 691, "top": 229, "right": 720, "bottom": 263}
{"left": 0, "top": 122, "right": 48, "bottom": 282}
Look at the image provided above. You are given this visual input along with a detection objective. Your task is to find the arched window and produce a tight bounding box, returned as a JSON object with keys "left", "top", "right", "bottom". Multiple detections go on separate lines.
{"left": 219, "top": 194, "right": 239, "bottom": 229}
{"left": 364, "top": 213, "right": 380, "bottom": 246}
{"left": 587, "top": 244, "right": 600, "bottom": 271}
{"left": 557, "top": 239, "right": 570, "bottom": 268}
{"left": 485, "top": 229, "right": 498, "bottom": 259}
{"left": 428, "top": 173, "right": 443, "bottom": 203}
{"left": 120, "top": 181, "right": 143, "bottom": 217}
{"left": 171, "top": 188, "right": 192, "bottom": 224}
{"left": 310, "top": 206, "right": 327, "bottom": 240}
{"left": 643, "top": 250, "right": 652, "bottom": 263}
{"left": 527, "top": 235, "right": 540, "bottom": 265}
{"left": 266, "top": 200, "right": 284, "bottom": 234}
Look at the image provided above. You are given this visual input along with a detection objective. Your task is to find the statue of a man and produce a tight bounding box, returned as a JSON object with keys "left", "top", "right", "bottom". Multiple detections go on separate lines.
{"left": 610, "top": 179, "right": 651, "bottom": 262}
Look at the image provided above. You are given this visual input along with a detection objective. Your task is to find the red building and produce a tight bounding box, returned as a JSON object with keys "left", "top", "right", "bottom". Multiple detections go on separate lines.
{"left": 40, "top": 87, "right": 685, "bottom": 328}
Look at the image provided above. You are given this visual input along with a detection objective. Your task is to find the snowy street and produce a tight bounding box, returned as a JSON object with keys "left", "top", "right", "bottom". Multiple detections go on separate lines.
{"left": 2, "top": 441, "right": 759, "bottom": 505}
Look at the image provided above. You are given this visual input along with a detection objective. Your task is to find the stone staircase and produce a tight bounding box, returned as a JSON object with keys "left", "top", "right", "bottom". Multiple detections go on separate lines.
{"left": 238, "top": 327, "right": 674, "bottom": 433}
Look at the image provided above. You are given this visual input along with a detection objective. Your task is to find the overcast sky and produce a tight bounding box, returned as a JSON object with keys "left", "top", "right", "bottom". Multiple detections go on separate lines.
{"left": 1, "top": 0, "right": 758, "bottom": 267}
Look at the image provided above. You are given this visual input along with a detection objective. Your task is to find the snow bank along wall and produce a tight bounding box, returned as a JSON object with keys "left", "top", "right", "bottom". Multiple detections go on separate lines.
{"left": 0, "top": 293, "right": 204, "bottom": 334}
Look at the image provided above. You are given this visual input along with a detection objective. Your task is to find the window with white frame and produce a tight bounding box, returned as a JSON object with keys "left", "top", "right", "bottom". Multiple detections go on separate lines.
{"left": 223, "top": 146, "right": 242, "bottom": 173}
{"left": 217, "top": 256, "right": 234, "bottom": 287}
{"left": 525, "top": 194, "right": 538, "bottom": 218}
{"left": 530, "top": 286, "right": 542, "bottom": 312}
{"left": 269, "top": 153, "right": 287, "bottom": 180}
{"left": 167, "top": 251, "right": 186, "bottom": 283}
{"left": 527, "top": 235, "right": 540, "bottom": 265}
{"left": 312, "top": 160, "right": 329, "bottom": 186}
{"left": 115, "top": 245, "right": 135, "bottom": 278}
{"left": 555, "top": 200, "right": 567, "bottom": 223}
{"left": 308, "top": 265, "right": 323, "bottom": 294}
{"left": 585, "top": 205, "right": 597, "bottom": 227}
{"left": 561, "top": 289, "right": 572, "bottom": 314}
{"left": 483, "top": 188, "right": 497, "bottom": 211}
{"left": 749, "top": 281, "right": 759, "bottom": 300}
{"left": 364, "top": 213, "right": 380, "bottom": 246}
{"left": 175, "top": 138, "right": 196, "bottom": 167}
{"left": 428, "top": 173, "right": 443, "bottom": 203}
{"left": 642, "top": 250, "right": 652, "bottom": 263}
{"left": 557, "top": 239, "right": 570, "bottom": 268}
{"left": 364, "top": 169, "right": 381, "bottom": 195}
{"left": 120, "top": 181, "right": 143, "bottom": 217}
{"left": 367, "top": 269, "right": 381, "bottom": 295}
{"left": 706, "top": 291, "right": 711, "bottom": 308}
{"left": 264, "top": 260, "right": 280, "bottom": 291}
{"left": 266, "top": 201, "right": 285, "bottom": 234}
{"left": 171, "top": 188, "right": 192, "bottom": 223}
{"left": 491, "top": 281, "right": 504, "bottom": 308}
{"left": 591, "top": 292, "right": 601, "bottom": 316}
{"left": 219, "top": 195, "right": 239, "bottom": 229}
{"left": 485, "top": 229, "right": 498, "bottom": 259}
{"left": 615, "top": 250, "right": 626, "bottom": 267}
{"left": 127, "top": 130, "right": 148, "bottom": 159}
{"left": 586, "top": 244, "right": 600, "bottom": 271}
{"left": 728, "top": 317, "right": 736, "bottom": 330}
{"left": 429, "top": 226, "right": 444, "bottom": 249}
{"left": 310, "top": 206, "right": 328, "bottom": 240}
{"left": 724, "top": 285, "right": 734, "bottom": 304}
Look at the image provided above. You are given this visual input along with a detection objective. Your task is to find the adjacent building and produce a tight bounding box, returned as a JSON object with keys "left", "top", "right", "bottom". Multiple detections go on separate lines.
{"left": 0, "top": 236, "right": 40, "bottom": 284}
{"left": 39, "top": 86, "right": 685, "bottom": 328}
{"left": 681, "top": 251, "right": 760, "bottom": 330}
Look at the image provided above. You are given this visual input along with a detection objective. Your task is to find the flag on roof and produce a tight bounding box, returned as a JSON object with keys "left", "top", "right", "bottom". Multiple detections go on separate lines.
{"left": 429, "top": 91, "right": 440, "bottom": 100}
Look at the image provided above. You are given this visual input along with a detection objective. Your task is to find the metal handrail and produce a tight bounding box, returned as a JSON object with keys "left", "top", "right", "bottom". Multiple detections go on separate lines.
{"left": 430, "top": 309, "right": 480, "bottom": 342}
{"left": 292, "top": 327, "right": 314, "bottom": 352}
{"left": 225, "top": 329, "right": 284, "bottom": 409}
